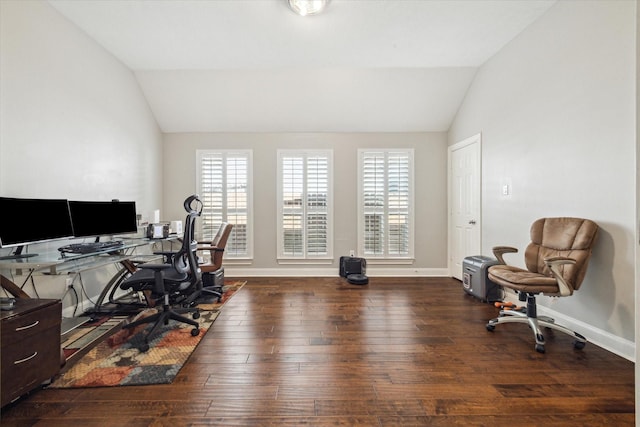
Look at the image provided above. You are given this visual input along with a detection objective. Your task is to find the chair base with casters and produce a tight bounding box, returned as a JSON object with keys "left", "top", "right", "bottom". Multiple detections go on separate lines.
{"left": 199, "top": 268, "right": 224, "bottom": 302}
{"left": 175, "top": 271, "right": 223, "bottom": 306}
{"left": 121, "top": 266, "right": 201, "bottom": 352}
{"left": 486, "top": 292, "right": 586, "bottom": 354}
{"left": 199, "top": 286, "right": 223, "bottom": 302}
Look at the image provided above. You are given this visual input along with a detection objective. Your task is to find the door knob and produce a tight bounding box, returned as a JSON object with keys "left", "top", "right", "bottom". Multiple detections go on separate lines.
{"left": 469, "top": 220, "right": 476, "bottom": 225}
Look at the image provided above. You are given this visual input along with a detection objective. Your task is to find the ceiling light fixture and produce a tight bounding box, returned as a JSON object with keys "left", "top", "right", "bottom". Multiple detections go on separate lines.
{"left": 288, "top": 0, "right": 329, "bottom": 16}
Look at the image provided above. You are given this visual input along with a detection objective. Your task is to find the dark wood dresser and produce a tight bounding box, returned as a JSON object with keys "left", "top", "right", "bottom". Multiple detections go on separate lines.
{"left": 1, "top": 298, "right": 61, "bottom": 407}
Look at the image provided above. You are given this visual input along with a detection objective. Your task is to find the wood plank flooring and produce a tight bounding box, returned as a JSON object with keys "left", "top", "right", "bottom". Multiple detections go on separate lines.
{"left": 1, "top": 277, "right": 635, "bottom": 426}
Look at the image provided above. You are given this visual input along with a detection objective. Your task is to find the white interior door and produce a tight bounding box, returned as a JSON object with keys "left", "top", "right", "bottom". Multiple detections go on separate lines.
{"left": 449, "top": 134, "right": 481, "bottom": 280}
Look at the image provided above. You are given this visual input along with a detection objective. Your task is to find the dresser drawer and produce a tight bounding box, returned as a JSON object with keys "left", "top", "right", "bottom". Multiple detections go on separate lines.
{"left": 1, "top": 300, "right": 61, "bottom": 347}
{"left": 1, "top": 324, "right": 60, "bottom": 405}
{"left": 1, "top": 299, "right": 61, "bottom": 407}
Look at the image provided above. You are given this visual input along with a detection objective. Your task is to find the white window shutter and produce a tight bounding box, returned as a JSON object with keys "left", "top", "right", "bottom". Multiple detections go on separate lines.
{"left": 306, "top": 156, "right": 328, "bottom": 256}
{"left": 197, "top": 150, "right": 252, "bottom": 258}
{"left": 282, "top": 156, "right": 304, "bottom": 257}
{"left": 278, "top": 150, "right": 333, "bottom": 260}
{"left": 359, "top": 149, "right": 413, "bottom": 259}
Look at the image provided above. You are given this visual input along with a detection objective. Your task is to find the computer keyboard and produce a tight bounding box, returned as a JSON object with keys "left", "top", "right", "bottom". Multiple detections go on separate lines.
{"left": 58, "top": 240, "right": 124, "bottom": 255}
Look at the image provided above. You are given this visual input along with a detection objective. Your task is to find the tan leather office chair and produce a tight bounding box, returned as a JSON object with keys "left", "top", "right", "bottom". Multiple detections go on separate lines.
{"left": 197, "top": 222, "right": 233, "bottom": 300}
{"left": 486, "top": 217, "right": 598, "bottom": 353}
{"left": 199, "top": 222, "right": 233, "bottom": 272}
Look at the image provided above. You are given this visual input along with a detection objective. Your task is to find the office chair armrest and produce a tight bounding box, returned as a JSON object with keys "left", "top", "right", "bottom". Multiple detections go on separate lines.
{"left": 138, "top": 263, "right": 174, "bottom": 271}
{"left": 196, "top": 245, "right": 224, "bottom": 253}
{"left": 545, "top": 256, "right": 577, "bottom": 296}
{"left": 196, "top": 241, "right": 220, "bottom": 248}
{"left": 492, "top": 246, "right": 518, "bottom": 265}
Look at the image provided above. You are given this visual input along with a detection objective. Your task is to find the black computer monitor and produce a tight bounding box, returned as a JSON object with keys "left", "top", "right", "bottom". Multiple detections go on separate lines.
{"left": 68, "top": 200, "right": 137, "bottom": 239}
{"left": 0, "top": 197, "right": 75, "bottom": 259}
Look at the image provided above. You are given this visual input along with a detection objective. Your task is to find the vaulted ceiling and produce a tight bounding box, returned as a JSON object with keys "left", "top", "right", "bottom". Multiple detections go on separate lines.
{"left": 48, "top": 0, "right": 556, "bottom": 133}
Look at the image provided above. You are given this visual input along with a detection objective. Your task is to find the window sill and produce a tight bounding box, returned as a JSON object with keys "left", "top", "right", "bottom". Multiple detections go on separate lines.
{"left": 364, "top": 258, "right": 415, "bottom": 265}
{"left": 277, "top": 258, "right": 334, "bottom": 265}
{"left": 221, "top": 258, "right": 253, "bottom": 266}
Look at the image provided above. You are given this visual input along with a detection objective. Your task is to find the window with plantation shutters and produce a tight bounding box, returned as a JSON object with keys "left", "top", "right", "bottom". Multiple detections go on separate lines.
{"left": 197, "top": 150, "right": 252, "bottom": 259}
{"left": 277, "top": 150, "right": 333, "bottom": 261}
{"left": 358, "top": 149, "right": 414, "bottom": 260}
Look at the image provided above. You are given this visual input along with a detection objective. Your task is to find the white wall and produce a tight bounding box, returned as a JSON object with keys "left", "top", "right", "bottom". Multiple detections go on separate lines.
{"left": 163, "top": 132, "right": 449, "bottom": 276}
{"left": 449, "top": 0, "right": 636, "bottom": 358}
{"left": 0, "top": 0, "right": 162, "bottom": 207}
{"left": 0, "top": 1, "right": 163, "bottom": 312}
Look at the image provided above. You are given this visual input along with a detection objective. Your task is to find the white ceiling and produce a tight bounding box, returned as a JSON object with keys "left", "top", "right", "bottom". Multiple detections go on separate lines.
{"left": 48, "top": 0, "right": 556, "bottom": 133}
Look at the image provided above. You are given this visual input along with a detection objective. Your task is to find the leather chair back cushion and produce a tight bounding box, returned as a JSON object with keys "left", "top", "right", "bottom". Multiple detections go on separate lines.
{"left": 209, "top": 223, "right": 233, "bottom": 270}
{"left": 524, "top": 217, "right": 598, "bottom": 290}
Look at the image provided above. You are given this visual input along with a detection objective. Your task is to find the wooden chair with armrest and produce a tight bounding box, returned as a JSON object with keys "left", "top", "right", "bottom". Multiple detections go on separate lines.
{"left": 196, "top": 222, "right": 233, "bottom": 302}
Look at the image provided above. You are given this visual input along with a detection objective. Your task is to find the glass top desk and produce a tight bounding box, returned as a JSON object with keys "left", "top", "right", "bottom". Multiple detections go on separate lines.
{"left": 0, "top": 236, "right": 179, "bottom": 319}
{"left": 0, "top": 237, "right": 177, "bottom": 275}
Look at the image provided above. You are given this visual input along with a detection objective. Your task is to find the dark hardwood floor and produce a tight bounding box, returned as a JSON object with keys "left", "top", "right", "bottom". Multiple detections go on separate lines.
{"left": 1, "top": 277, "right": 635, "bottom": 426}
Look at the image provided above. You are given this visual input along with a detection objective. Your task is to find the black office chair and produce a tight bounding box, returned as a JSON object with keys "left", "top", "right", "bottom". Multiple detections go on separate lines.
{"left": 119, "top": 195, "right": 203, "bottom": 351}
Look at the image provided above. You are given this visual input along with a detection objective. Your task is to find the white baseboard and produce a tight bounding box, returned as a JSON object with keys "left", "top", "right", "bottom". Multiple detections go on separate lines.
{"left": 223, "top": 267, "right": 450, "bottom": 277}
{"left": 537, "top": 305, "right": 635, "bottom": 362}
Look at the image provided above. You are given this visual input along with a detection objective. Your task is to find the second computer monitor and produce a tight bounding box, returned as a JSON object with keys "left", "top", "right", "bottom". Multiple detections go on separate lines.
{"left": 69, "top": 200, "right": 137, "bottom": 238}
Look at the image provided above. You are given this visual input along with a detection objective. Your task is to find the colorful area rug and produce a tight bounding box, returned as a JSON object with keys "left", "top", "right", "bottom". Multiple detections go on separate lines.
{"left": 50, "top": 281, "right": 245, "bottom": 388}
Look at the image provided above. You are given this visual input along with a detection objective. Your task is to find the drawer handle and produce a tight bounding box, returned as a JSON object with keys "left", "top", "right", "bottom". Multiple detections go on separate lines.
{"left": 15, "top": 320, "right": 39, "bottom": 331}
{"left": 14, "top": 351, "right": 38, "bottom": 364}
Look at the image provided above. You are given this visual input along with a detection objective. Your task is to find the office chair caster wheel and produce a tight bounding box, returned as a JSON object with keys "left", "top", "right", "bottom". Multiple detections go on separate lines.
{"left": 573, "top": 340, "right": 586, "bottom": 350}
{"left": 192, "top": 311, "right": 200, "bottom": 320}
{"left": 486, "top": 323, "right": 495, "bottom": 332}
{"left": 191, "top": 328, "right": 200, "bottom": 337}
{"left": 535, "top": 344, "right": 545, "bottom": 353}
{"left": 140, "top": 343, "right": 150, "bottom": 352}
